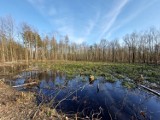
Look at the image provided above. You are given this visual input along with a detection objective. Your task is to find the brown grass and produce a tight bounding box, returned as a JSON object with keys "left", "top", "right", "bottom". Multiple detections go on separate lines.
{"left": 0, "top": 80, "right": 59, "bottom": 120}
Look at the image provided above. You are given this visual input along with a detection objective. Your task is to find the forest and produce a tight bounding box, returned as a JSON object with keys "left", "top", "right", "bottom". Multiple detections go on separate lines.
{"left": 0, "top": 16, "right": 159, "bottom": 64}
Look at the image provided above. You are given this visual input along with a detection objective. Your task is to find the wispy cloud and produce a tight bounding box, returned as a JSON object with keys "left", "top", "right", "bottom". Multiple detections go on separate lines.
{"left": 106, "top": 0, "right": 158, "bottom": 39}
{"left": 27, "top": 0, "right": 102, "bottom": 43}
{"left": 27, "top": 0, "right": 76, "bottom": 42}
{"left": 27, "top": 0, "right": 45, "bottom": 12}
{"left": 85, "top": 11, "right": 100, "bottom": 35}
{"left": 98, "top": 0, "right": 129, "bottom": 39}
{"left": 26, "top": 0, "right": 159, "bottom": 44}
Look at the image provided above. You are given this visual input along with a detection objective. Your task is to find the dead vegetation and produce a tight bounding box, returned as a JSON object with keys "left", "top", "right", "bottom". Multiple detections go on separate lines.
{"left": 0, "top": 80, "right": 60, "bottom": 120}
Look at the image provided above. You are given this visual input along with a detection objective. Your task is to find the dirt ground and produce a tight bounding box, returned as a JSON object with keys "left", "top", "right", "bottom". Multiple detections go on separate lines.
{"left": 0, "top": 80, "right": 60, "bottom": 120}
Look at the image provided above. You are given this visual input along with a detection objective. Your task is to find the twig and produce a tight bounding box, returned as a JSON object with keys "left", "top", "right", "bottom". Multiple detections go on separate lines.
{"left": 54, "top": 85, "right": 86, "bottom": 109}
{"left": 108, "top": 110, "right": 113, "bottom": 120}
{"left": 30, "top": 100, "right": 44, "bottom": 119}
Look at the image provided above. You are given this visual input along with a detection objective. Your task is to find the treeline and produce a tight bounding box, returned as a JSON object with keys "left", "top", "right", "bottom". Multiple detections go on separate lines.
{"left": 0, "top": 16, "right": 160, "bottom": 64}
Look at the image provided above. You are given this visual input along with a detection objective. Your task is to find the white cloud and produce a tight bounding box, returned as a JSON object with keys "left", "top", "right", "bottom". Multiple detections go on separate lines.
{"left": 85, "top": 11, "right": 100, "bottom": 36}
{"left": 27, "top": 0, "right": 74, "bottom": 41}
{"left": 75, "top": 37, "right": 85, "bottom": 44}
{"left": 27, "top": 0, "right": 101, "bottom": 43}
{"left": 28, "top": 0, "right": 158, "bottom": 43}
{"left": 27, "top": 0, "right": 45, "bottom": 11}
{"left": 25, "top": 0, "right": 160, "bottom": 44}
{"left": 106, "top": 0, "right": 158, "bottom": 39}
{"left": 98, "top": 0, "right": 129, "bottom": 39}
{"left": 85, "top": 20, "right": 95, "bottom": 36}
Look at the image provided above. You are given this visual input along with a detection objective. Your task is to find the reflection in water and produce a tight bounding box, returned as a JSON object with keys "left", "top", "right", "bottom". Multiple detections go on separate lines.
{"left": 97, "top": 83, "right": 100, "bottom": 93}
{"left": 13, "top": 71, "right": 160, "bottom": 120}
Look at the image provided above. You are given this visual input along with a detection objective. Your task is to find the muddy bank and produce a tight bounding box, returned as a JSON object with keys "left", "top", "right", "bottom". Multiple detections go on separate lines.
{"left": 0, "top": 80, "right": 60, "bottom": 120}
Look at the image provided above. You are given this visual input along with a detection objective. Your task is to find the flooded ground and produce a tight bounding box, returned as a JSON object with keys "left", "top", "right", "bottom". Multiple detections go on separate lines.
{"left": 10, "top": 71, "right": 160, "bottom": 120}
{"left": 0, "top": 64, "right": 28, "bottom": 79}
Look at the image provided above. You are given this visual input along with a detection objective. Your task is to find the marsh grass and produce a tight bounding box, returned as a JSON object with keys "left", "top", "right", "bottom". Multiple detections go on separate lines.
{"left": 105, "top": 74, "right": 116, "bottom": 83}
{"left": 34, "top": 61, "right": 160, "bottom": 85}
{"left": 122, "top": 81, "right": 136, "bottom": 89}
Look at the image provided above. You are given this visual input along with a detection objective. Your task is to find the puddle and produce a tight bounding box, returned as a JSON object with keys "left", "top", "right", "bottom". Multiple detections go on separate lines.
{"left": 11, "top": 71, "right": 160, "bottom": 120}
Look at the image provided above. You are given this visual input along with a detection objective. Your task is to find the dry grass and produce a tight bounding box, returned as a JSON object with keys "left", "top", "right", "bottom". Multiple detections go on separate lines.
{"left": 0, "top": 80, "right": 59, "bottom": 120}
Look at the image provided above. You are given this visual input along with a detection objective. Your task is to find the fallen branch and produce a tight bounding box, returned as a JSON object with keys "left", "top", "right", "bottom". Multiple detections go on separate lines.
{"left": 140, "top": 85, "right": 160, "bottom": 96}
{"left": 12, "top": 82, "right": 38, "bottom": 88}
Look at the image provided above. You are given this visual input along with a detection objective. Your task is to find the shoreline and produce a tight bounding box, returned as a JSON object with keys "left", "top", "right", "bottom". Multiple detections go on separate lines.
{"left": 0, "top": 80, "right": 60, "bottom": 120}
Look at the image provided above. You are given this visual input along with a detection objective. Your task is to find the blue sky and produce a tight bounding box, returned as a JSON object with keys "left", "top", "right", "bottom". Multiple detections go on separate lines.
{"left": 0, "top": 0, "right": 160, "bottom": 44}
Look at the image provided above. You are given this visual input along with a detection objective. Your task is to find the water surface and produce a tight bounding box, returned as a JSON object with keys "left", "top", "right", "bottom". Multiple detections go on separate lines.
{"left": 12, "top": 71, "right": 160, "bottom": 120}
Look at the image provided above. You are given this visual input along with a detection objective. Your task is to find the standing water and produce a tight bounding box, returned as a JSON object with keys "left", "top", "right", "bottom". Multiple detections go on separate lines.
{"left": 12, "top": 71, "right": 160, "bottom": 120}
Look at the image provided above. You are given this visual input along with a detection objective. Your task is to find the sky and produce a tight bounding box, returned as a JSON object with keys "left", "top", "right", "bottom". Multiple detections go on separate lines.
{"left": 0, "top": 0, "right": 160, "bottom": 44}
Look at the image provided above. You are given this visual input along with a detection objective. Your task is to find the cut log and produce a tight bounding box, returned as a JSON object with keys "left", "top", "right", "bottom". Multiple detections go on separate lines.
{"left": 12, "top": 82, "right": 38, "bottom": 88}
{"left": 140, "top": 85, "right": 160, "bottom": 96}
{"left": 89, "top": 75, "right": 94, "bottom": 81}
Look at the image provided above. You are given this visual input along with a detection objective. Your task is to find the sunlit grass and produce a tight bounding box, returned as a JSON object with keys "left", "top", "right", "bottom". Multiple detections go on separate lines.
{"left": 34, "top": 61, "right": 160, "bottom": 84}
